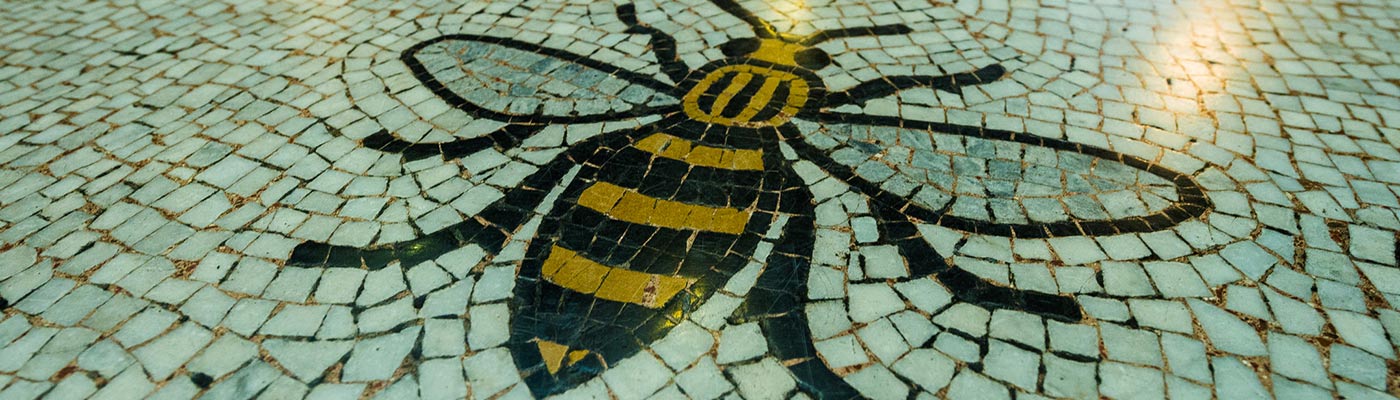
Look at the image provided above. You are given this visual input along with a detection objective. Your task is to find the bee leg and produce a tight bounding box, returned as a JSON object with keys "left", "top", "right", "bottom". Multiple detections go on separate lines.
{"left": 728, "top": 214, "right": 861, "bottom": 398}
{"left": 824, "top": 64, "right": 1008, "bottom": 107}
{"left": 286, "top": 137, "right": 601, "bottom": 270}
{"left": 362, "top": 125, "right": 544, "bottom": 162}
{"left": 617, "top": 3, "right": 690, "bottom": 84}
{"left": 867, "top": 200, "right": 1084, "bottom": 323}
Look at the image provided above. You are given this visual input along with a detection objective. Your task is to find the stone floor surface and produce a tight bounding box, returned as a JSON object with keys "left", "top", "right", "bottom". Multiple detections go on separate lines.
{"left": 0, "top": 0, "right": 1398, "bottom": 399}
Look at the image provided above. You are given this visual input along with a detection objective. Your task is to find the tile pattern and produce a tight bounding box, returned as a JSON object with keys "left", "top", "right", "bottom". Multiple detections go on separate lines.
{"left": 0, "top": 0, "right": 1397, "bottom": 399}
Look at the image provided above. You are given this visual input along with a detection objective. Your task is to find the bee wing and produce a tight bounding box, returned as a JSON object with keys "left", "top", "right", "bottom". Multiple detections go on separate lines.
{"left": 405, "top": 34, "right": 680, "bottom": 124}
{"left": 795, "top": 112, "right": 1210, "bottom": 238}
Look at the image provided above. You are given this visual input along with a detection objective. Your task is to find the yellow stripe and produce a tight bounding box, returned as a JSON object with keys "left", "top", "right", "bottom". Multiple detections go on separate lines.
{"left": 634, "top": 133, "right": 765, "bottom": 171}
{"left": 577, "top": 181, "right": 751, "bottom": 235}
{"left": 779, "top": 78, "right": 810, "bottom": 121}
{"left": 541, "top": 245, "right": 694, "bottom": 308}
{"left": 733, "top": 76, "right": 782, "bottom": 123}
{"left": 575, "top": 181, "right": 627, "bottom": 213}
{"left": 707, "top": 72, "right": 753, "bottom": 118}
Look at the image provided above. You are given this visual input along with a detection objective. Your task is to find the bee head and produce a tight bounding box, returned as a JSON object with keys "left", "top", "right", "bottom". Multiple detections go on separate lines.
{"left": 672, "top": 1, "right": 918, "bottom": 127}
{"left": 720, "top": 37, "right": 830, "bottom": 70}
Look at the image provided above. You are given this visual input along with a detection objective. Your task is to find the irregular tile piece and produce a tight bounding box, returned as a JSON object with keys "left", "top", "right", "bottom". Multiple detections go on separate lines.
{"left": 341, "top": 327, "right": 420, "bottom": 382}
{"left": 262, "top": 339, "right": 353, "bottom": 382}
{"left": 1187, "top": 299, "right": 1266, "bottom": 356}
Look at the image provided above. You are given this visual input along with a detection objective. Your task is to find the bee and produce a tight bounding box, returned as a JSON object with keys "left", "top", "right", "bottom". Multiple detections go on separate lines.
{"left": 289, "top": 0, "right": 1210, "bottom": 397}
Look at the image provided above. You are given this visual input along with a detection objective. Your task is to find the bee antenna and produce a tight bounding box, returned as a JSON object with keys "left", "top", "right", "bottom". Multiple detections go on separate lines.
{"left": 709, "top": 0, "right": 778, "bottom": 39}
{"left": 799, "top": 24, "right": 914, "bottom": 45}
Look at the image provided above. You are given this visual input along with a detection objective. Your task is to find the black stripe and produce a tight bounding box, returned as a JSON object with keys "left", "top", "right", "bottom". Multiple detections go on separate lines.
{"left": 748, "top": 80, "right": 790, "bottom": 122}
{"left": 695, "top": 72, "right": 736, "bottom": 116}
{"left": 593, "top": 146, "right": 772, "bottom": 209}
{"left": 719, "top": 74, "right": 769, "bottom": 119}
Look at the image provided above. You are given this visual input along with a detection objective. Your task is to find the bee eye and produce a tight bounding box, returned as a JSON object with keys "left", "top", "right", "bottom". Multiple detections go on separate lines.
{"left": 793, "top": 48, "right": 831, "bottom": 70}
{"left": 720, "top": 38, "right": 760, "bottom": 57}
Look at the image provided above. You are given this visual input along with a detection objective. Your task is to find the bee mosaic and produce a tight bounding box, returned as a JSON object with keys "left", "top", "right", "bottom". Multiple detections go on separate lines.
{"left": 289, "top": 0, "right": 1211, "bottom": 397}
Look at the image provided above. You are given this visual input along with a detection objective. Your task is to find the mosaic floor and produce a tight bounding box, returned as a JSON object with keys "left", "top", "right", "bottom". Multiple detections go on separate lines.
{"left": 0, "top": 0, "right": 1398, "bottom": 398}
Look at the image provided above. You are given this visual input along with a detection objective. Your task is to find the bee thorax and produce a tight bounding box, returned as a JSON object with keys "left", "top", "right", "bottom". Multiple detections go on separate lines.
{"left": 683, "top": 64, "right": 810, "bottom": 127}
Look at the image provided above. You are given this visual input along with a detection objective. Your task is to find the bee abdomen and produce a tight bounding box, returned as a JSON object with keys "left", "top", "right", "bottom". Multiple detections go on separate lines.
{"left": 538, "top": 132, "right": 773, "bottom": 308}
